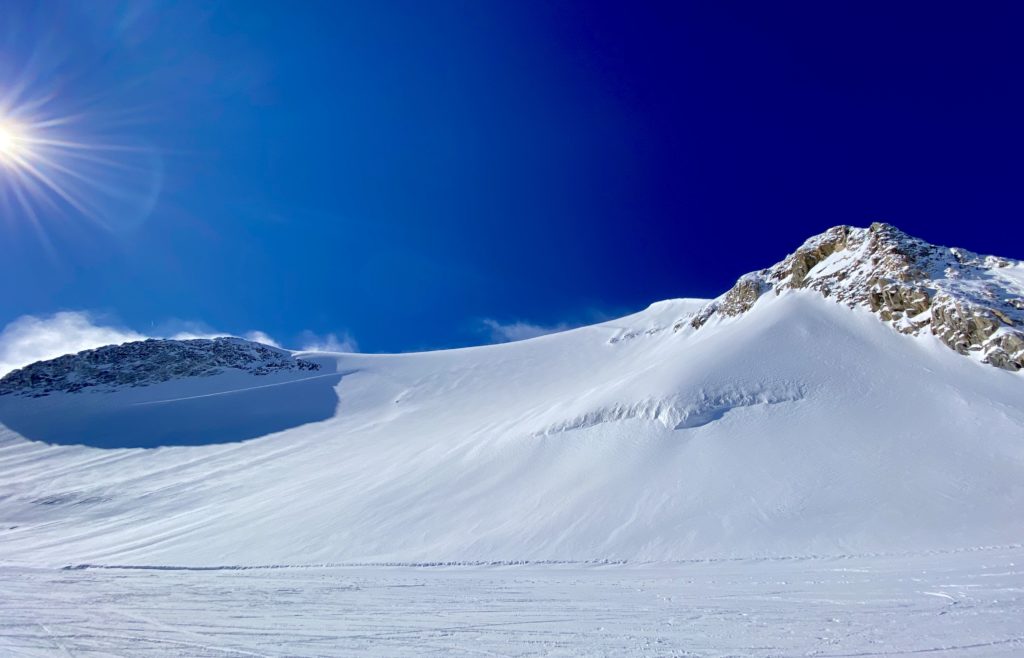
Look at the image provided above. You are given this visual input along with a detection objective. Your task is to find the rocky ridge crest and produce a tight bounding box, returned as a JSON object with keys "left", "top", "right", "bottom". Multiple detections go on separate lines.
{"left": 0, "top": 337, "right": 320, "bottom": 398}
{"left": 685, "top": 223, "right": 1024, "bottom": 371}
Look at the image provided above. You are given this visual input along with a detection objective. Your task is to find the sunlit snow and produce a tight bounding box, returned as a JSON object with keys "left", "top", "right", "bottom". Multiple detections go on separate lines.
{"left": 1, "top": 292, "right": 1022, "bottom": 655}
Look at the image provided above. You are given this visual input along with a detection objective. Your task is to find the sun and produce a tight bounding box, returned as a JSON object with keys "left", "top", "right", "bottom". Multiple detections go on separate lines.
{"left": 0, "top": 90, "right": 164, "bottom": 241}
{"left": 0, "top": 122, "right": 18, "bottom": 151}
{"left": 0, "top": 119, "right": 30, "bottom": 164}
{"left": 0, "top": 109, "right": 106, "bottom": 220}
{"left": 0, "top": 124, "right": 14, "bottom": 154}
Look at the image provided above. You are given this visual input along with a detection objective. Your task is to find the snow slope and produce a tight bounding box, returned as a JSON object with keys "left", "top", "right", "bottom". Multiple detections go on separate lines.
{"left": 1, "top": 284, "right": 1022, "bottom": 568}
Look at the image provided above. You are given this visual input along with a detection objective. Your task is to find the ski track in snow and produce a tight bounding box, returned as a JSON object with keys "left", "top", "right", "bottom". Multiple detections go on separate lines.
{"left": 3, "top": 548, "right": 1024, "bottom": 657}
{"left": 130, "top": 371, "right": 353, "bottom": 406}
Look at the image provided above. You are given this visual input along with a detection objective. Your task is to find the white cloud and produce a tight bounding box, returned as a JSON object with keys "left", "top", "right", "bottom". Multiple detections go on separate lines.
{"left": 0, "top": 311, "right": 283, "bottom": 376}
{"left": 298, "top": 330, "right": 358, "bottom": 353}
{"left": 480, "top": 318, "right": 572, "bottom": 343}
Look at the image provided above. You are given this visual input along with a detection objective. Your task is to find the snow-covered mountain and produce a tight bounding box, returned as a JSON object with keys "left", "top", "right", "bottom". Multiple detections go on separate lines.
{"left": 691, "top": 223, "right": 1024, "bottom": 370}
{"left": 0, "top": 224, "right": 1022, "bottom": 568}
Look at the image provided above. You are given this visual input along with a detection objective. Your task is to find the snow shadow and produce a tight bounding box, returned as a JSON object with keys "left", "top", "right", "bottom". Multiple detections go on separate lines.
{"left": 0, "top": 372, "right": 345, "bottom": 449}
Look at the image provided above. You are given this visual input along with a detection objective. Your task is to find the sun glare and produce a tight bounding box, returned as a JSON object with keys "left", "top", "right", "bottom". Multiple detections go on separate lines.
{"left": 0, "top": 88, "right": 164, "bottom": 244}
{"left": 0, "top": 119, "right": 29, "bottom": 164}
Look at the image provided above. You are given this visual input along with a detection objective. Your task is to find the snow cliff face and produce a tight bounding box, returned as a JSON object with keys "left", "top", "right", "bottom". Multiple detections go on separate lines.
{"left": 0, "top": 337, "right": 320, "bottom": 398}
{"left": 688, "top": 223, "right": 1024, "bottom": 370}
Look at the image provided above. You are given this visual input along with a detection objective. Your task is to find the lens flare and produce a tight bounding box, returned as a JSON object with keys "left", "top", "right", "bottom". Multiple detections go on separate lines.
{"left": 0, "top": 93, "right": 163, "bottom": 246}
{"left": 0, "top": 6, "right": 169, "bottom": 254}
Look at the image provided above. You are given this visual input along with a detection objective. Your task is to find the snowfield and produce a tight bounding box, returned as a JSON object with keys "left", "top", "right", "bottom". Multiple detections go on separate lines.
{"left": 2, "top": 293, "right": 1022, "bottom": 567}
{"left": 1, "top": 263, "right": 1023, "bottom": 654}
{"left": 3, "top": 549, "right": 1024, "bottom": 657}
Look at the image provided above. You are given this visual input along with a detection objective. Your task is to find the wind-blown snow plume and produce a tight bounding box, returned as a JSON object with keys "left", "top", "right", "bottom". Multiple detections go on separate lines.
{"left": 0, "top": 311, "right": 281, "bottom": 375}
{"left": 0, "top": 311, "right": 146, "bottom": 376}
{"left": 299, "top": 330, "right": 358, "bottom": 353}
{"left": 481, "top": 318, "right": 572, "bottom": 343}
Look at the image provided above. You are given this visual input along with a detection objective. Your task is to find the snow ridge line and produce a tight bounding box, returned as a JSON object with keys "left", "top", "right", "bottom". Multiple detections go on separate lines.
{"left": 533, "top": 384, "right": 807, "bottom": 436}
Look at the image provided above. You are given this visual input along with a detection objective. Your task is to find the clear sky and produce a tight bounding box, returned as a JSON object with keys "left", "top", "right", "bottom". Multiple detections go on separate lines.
{"left": 1, "top": 1, "right": 1022, "bottom": 357}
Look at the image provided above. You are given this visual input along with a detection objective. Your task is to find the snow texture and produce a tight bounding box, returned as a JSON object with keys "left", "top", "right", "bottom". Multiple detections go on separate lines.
{"left": 3, "top": 549, "right": 1023, "bottom": 656}
{"left": 0, "top": 225, "right": 1022, "bottom": 655}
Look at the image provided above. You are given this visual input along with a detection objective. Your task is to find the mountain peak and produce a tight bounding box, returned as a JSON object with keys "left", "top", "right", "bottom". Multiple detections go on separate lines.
{"left": 0, "top": 337, "right": 320, "bottom": 398}
{"left": 688, "top": 223, "right": 1024, "bottom": 370}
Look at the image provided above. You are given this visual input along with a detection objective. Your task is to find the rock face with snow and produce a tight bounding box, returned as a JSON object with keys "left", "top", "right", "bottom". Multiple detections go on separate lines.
{"left": 0, "top": 337, "right": 319, "bottom": 398}
{"left": 687, "top": 223, "right": 1024, "bottom": 370}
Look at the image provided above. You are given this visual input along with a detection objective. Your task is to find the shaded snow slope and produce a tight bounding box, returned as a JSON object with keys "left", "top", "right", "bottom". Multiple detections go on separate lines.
{"left": 1, "top": 293, "right": 1022, "bottom": 567}
{"left": 0, "top": 338, "right": 333, "bottom": 448}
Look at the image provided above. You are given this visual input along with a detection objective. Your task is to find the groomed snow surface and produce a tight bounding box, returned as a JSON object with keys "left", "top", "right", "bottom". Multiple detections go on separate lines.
{"left": 2, "top": 291, "right": 1023, "bottom": 656}
{"left": 4, "top": 549, "right": 1024, "bottom": 657}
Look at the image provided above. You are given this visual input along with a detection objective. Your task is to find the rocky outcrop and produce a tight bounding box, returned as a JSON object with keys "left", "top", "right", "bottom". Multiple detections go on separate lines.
{"left": 684, "top": 223, "right": 1024, "bottom": 371}
{"left": 0, "top": 337, "right": 320, "bottom": 398}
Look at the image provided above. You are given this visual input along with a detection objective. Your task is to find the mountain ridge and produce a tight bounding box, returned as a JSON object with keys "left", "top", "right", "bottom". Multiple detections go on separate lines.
{"left": 688, "top": 222, "right": 1024, "bottom": 370}
{"left": 0, "top": 337, "right": 320, "bottom": 398}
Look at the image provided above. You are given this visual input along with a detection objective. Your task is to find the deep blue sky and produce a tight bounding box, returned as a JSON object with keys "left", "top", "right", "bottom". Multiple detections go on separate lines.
{"left": 1, "top": 1, "right": 1022, "bottom": 352}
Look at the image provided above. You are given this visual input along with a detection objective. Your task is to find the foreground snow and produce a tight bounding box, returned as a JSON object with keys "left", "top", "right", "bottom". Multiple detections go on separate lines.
{"left": 3, "top": 547, "right": 1023, "bottom": 657}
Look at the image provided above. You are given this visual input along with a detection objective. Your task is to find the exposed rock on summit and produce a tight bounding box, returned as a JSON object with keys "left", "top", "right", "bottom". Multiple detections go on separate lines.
{"left": 0, "top": 337, "right": 320, "bottom": 398}
{"left": 686, "top": 223, "right": 1024, "bottom": 371}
